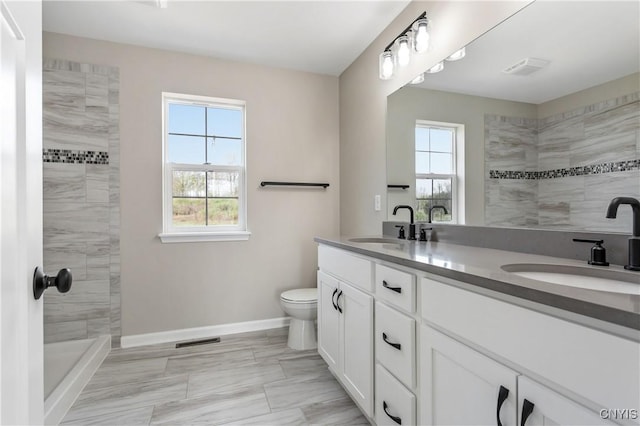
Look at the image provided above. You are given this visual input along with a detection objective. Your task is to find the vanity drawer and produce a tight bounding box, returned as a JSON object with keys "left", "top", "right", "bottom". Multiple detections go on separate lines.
{"left": 375, "top": 301, "right": 416, "bottom": 388}
{"left": 375, "top": 263, "right": 416, "bottom": 313}
{"left": 318, "top": 245, "right": 373, "bottom": 292}
{"left": 375, "top": 364, "right": 416, "bottom": 426}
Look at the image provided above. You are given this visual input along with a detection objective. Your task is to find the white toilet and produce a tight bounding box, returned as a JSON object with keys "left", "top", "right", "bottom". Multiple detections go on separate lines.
{"left": 280, "top": 288, "right": 318, "bottom": 350}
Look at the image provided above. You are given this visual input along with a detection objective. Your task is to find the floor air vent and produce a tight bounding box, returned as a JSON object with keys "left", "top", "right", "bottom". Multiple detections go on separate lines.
{"left": 175, "top": 337, "right": 221, "bottom": 348}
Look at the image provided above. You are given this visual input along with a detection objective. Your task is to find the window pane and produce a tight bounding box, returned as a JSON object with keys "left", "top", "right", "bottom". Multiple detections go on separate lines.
{"left": 415, "top": 127, "right": 429, "bottom": 151}
{"left": 173, "top": 171, "right": 205, "bottom": 197}
{"left": 207, "top": 138, "right": 242, "bottom": 165}
{"left": 207, "top": 171, "right": 239, "bottom": 197}
{"left": 432, "top": 178, "right": 452, "bottom": 198}
{"left": 168, "top": 104, "right": 205, "bottom": 135}
{"left": 207, "top": 199, "right": 239, "bottom": 225}
{"left": 168, "top": 135, "right": 206, "bottom": 164}
{"left": 207, "top": 108, "right": 242, "bottom": 138}
{"left": 430, "top": 128, "right": 453, "bottom": 152}
{"left": 416, "top": 178, "right": 432, "bottom": 199}
{"left": 416, "top": 152, "right": 430, "bottom": 174}
{"left": 416, "top": 200, "right": 430, "bottom": 221}
{"left": 172, "top": 198, "right": 206, "bottom": 227}
{"left": 431, "top": 152, "right": 452, "bottom": 174}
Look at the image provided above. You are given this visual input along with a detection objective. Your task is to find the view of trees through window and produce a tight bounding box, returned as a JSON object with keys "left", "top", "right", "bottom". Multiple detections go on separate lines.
{"left": 165, "top": 100, "right": 244, "bottom": 229}
{"left": 415, "top": 123, "right": 455, "bottom": 222}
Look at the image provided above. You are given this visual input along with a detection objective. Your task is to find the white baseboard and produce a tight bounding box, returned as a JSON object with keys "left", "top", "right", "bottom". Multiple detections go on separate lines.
{"left": 120, "top": 316, "right": 291, "bottom": 348}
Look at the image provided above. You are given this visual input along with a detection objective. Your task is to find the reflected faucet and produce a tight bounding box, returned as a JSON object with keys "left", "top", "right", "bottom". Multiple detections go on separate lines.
{"left": 429, "top": 205, "right": 449, "bottom": 224}
{"left": 392, "top": 205, "right": 416, "bottom": 240}
{"left": 606, "top": 197, "right": 640, "bottom": 271}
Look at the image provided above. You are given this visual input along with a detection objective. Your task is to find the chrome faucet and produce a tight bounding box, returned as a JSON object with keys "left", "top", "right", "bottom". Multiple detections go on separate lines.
{"left": 392, "top": 205, "right": 416, "bottom": 240}
{"left": 429, "top": 205, "right": 449, "bottom": 223}
{"left": 606, "top": 197, "right": 640, "bottom": 271}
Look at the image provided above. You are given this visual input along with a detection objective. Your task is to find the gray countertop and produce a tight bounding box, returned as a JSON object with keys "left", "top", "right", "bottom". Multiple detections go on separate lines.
{"left": 315, "top": 236, "right": 640, "bottom": 340}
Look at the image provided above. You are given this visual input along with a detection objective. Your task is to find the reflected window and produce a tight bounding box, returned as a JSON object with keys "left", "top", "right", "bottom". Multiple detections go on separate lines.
{"left": 415, "top": 121, "right": 458, "bottom": 222}
{"left": 162, "top": 93, "right": 246, "bottom": 236}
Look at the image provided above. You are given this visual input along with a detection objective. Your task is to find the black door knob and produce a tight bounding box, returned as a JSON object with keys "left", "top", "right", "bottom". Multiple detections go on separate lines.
{"left": 33, "top": 267, "right": 73, "bottom": 300}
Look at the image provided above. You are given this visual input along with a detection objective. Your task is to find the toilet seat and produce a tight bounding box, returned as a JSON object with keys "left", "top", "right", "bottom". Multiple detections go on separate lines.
{"left": 281, "top": 288, "right": 317, "bottom": 303}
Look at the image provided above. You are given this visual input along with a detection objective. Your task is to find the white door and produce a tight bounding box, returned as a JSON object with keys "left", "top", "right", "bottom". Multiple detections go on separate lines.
{"left": 340, "top": 281, "right": 373, "bottom": 417}
{"left": 0, "top": 1, "right": 43, "bottom": 424}
{"left": 317, "top": 271, "right": 340, "bottom": 371}
{"left": 421, "top": 326, "right": 519, "bottom": 426}
{"left": 518, "top": 377, "right": 616, "bottom": 426}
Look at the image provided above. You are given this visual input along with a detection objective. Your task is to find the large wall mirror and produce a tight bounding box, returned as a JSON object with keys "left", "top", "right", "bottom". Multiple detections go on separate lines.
{"left": 386, "top": 1, "right": 639, "bottom": 233}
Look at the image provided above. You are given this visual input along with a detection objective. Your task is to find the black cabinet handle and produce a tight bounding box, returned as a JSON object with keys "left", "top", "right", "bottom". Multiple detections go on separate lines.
{"left": 382, "top": 280, "right": 402, "bottom": 294}
{"left": 331, "top": 288, "right": 338, "bottom": 311}
{"left": 382, "top": 332, "right": 401, "bottom": 350}
{"left": 336, "top": 290, "right": 343, "bottom": 313}
{"left": 520, "top": 399, "right": 534, "bottom": 426}
{"left": 383, "top": 401, "right": 402, "bottom": 425}
{"left": 496, "top": 385, "right": 509, "bottom": 426}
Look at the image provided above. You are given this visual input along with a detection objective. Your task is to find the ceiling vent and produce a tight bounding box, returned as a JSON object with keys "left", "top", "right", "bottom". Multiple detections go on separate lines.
{"left": 502, "top": 58, "right": 550, "bottom": 75}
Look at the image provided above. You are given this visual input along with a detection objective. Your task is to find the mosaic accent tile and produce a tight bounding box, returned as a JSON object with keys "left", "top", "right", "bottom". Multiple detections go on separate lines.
{"left": 489, "top": 158, "right": 640, "bottom": 180}
{"left": 43, "top": 148, "right": 109, "bottom": 165}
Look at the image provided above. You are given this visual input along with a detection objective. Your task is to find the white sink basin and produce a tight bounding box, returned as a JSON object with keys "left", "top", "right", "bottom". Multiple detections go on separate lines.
{"left": 501, "top": 263, "right": 640, "bottom": 295}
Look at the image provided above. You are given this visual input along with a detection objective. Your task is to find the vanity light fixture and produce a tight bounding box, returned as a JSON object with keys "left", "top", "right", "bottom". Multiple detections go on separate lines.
{"left": 378, "top": 12, "right": 428, "bottom": 81}
{"left": 446, "top": 47, "right": 466, "bottom": 61}
{"left": 410, "top": 73, "right": 425, "bottom": 84}
{"left": 426, "top": 61, "right": 444, "bottom": 74}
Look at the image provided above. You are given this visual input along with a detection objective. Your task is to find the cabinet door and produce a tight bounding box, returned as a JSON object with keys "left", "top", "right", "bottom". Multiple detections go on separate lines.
{"left": 421, "top": 326, "right": 519, "bottom": 425}
{"left": 340, "top": 281, "right": 374, "bottom": 417}
{"left": 317, "top": 271, "right": 340, "bottom": 372}
{"left": 518, "top": 377, "right": 617, "bottom": 426}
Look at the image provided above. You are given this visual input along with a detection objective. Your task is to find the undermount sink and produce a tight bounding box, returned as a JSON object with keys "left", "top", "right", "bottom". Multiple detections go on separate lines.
{"left": 501, "top": 263, "right": 640, "bottom": 295}
{"left": 348, "top": 237, "right": 405, "bottom": 244}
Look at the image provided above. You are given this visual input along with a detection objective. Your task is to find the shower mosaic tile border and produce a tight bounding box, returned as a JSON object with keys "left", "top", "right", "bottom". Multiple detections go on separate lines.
{"left": 43, "top": 148, "right": 109, "bottom": 165}
{"left": 489, "top": 159, "right": 640, "bottom": 180}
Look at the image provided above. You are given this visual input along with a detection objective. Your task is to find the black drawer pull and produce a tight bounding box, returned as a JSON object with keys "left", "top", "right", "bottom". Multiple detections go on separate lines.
{"left": 383, "top": 401, "right": 402, "bottom": 425}
{"left": 520, "top": 399, "right": 534, "bottom": 426}
{"left": 382, "top": 332, "right": 401, "bottom": 350}
{"left": 496, "top": 385, "right": 509, "bottom": 426}
{"left": 382, "top": 280, "right": 402, "bottom": 294}
{"left": 336, "top": 290, "right": 343, "bottom": 314}
{"left": 331, "top": 288, "right": 338, "bottom": 311}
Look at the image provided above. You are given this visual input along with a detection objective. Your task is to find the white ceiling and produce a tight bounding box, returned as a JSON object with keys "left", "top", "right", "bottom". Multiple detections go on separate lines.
{"left": 43, "top": 0, "right": 411, "bottom": 76}
{"left": 414, "top": 1, "right": 640, "bottom": 104}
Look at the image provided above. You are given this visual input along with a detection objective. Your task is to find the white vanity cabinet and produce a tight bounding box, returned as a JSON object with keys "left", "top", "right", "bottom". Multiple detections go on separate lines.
{"left": 317, "top": 242, "right": 639, "bottom": 426}
{"left": 317, "top": 246, "right": 374, "bottom": 417}
{"left": 421, "top": 276, "right": 639, "bottom": 426}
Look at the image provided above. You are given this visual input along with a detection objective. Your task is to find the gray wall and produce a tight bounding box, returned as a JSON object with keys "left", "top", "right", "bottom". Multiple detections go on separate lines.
{"left": 339, "top": 1, "right": 533, "bottom": 236}
{"left": 44, "top": 33, "right": 340, "bottom": 338}
{"left": 42, "top": 59, "right": 121, "bottom": 345}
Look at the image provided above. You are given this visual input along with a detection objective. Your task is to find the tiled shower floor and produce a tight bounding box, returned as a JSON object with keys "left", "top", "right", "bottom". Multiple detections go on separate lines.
{"left": 61, "top": 328, "right": 369, "bottom": 425}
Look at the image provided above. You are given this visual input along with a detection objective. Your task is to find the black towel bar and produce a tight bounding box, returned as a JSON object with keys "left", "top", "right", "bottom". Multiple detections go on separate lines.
{"left": 260, "top": 181, "right": 329, "bottom": 188}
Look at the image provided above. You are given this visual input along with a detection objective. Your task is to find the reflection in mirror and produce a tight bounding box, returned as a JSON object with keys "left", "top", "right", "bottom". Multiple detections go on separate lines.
{"left": 386, "top": 1, "right": 639, "bottom": 233}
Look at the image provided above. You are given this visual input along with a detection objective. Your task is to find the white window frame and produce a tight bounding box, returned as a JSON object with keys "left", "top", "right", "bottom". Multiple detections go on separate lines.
{"left": 415, "top": 119, "right": 464, "bottom": 224}
{"left": 159, "top": 92, "right": 250, "bottom": 243}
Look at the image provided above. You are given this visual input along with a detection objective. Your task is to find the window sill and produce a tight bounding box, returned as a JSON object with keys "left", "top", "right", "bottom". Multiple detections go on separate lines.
{"left": 158, "top": 231, "right": 251, "bottom": 243}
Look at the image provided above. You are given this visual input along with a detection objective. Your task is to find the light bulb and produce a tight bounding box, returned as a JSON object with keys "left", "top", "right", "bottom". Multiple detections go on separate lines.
{"left": 394, "top": 35, "right": 411, "bottom": 67}
{"left": 410, "top": 73, "right": 425, "bottom": 84}
{"left": 426, "top": 61, "right": 444, "bottom": 74}
{"left": 446, "top": 47, "right": 466, "bottom": 61}
{"left": 379, "top": 51, "right": 394, "bottom": 80}
{"left": 412, "top": 18, "right": 429, "bottom": 53}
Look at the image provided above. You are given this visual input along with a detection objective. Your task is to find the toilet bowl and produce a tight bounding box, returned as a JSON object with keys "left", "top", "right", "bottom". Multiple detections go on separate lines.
{"left": 280, "top": 288, "right": 318, "bottom": 350}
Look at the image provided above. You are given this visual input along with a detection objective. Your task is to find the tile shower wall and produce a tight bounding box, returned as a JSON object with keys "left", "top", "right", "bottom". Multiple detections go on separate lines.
{"left": 485, "top": 92, "right": 640, "bottom": 232}
{"left": 42, "top": 58, "right": 121, "bottom": 346}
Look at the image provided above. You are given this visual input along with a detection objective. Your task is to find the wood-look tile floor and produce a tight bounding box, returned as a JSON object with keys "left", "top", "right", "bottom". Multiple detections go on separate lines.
{"left": 62, "top": 328, "right": 369, "bottom": 425}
